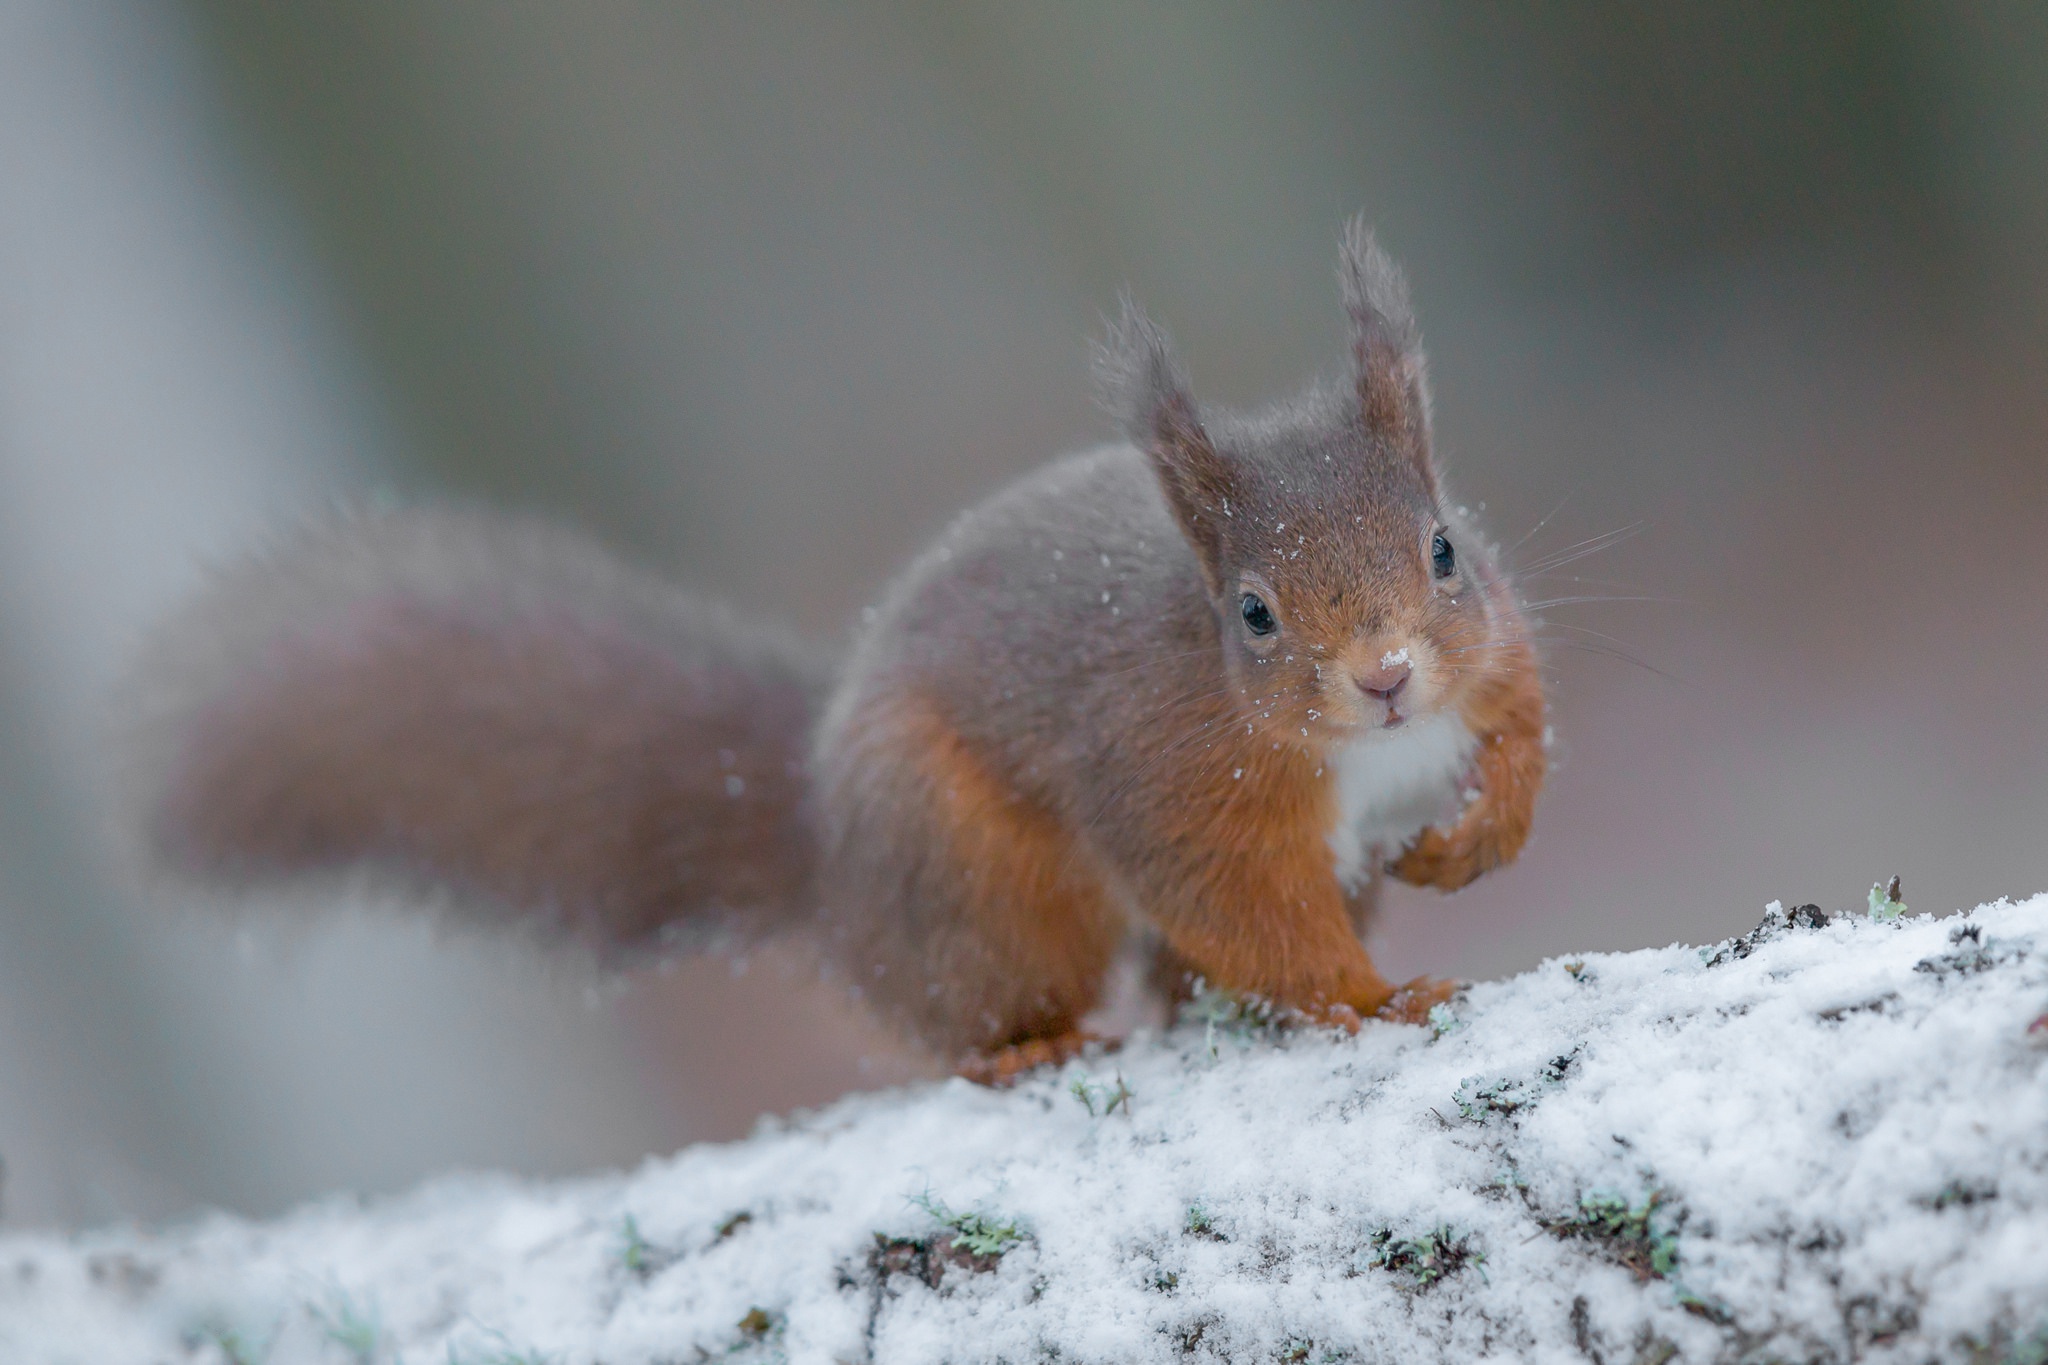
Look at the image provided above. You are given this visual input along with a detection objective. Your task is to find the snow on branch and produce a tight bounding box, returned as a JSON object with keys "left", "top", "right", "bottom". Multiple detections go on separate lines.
{"left": 6, "top": 896, "right": 2048, "bottom": 1363}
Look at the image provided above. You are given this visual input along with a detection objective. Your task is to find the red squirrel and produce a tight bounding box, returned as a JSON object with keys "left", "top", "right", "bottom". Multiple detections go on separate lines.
{"left": 127, "top": 221, "right": 1545, "bottom": 1084}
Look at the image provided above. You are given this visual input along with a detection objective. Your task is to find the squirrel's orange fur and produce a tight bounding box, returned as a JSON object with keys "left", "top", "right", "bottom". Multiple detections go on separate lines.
{"left": 128, "top": 220, "right": 1546, "bottom": 1084}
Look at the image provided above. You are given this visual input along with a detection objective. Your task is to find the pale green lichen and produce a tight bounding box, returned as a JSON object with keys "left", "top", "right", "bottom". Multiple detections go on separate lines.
{"left": 911, "top": 1190, "right": 1026, "bottom": 1257}
{"left": 1070, "top": 1072, "right": 1134, "bottom": 1117}
{"left": 1555, "top": 1189, "right": 1679, "bottom": 1281}
{"left": 1364, "top": 1224, "right": 1484, "bottom": 1290}
{"left": 1869, "top": 875, "right": 1908, "bottom": 921}
{"left": 309, "top": 1289, "right": 381, "bottom": 1364}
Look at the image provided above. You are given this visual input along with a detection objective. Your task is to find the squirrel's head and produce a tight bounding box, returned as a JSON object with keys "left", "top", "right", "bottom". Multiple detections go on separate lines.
{"left": 1099, "top": 219, "right": 1507, "bottom": 751}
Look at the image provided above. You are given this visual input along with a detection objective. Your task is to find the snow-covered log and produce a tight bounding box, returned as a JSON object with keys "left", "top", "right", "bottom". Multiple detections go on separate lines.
{"left": 5, "top": 896, "right": 2047, "bottom": 1364}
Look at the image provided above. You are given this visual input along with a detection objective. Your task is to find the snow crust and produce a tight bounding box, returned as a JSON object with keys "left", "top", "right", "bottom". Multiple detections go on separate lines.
{"left": 6, "top": 896, "right": 2047, "bottom": 1364}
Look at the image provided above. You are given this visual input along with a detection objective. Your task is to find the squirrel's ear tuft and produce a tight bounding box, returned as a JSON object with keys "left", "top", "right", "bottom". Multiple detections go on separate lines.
{"left": 1339, "top": 218, "right": 1433, "bottom": 454}
{"left": 1093, "top": 293, "right": 1193, "bottom": 445}
{"left": 1095, "top": 295, "right": 1234, "bottom": 593}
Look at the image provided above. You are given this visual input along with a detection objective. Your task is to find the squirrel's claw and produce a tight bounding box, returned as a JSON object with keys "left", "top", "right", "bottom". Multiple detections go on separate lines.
{"left": 1374, "top": 975, "right": 1460, "bottom": 1025}
{"left": 1305, "top": 1001, "right": 1364, "bottom": 1034}
{"left": 956, "top": 1030, "right": 1108, "bottom": 1088}
{"left": 1304, "top": 977, "right": 1457, "bottom": 1031}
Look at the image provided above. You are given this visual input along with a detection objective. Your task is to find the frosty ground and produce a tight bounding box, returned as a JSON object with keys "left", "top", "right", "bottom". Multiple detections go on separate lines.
{"left": 5, "top": 896, "right": 2046, "bottom": 1364}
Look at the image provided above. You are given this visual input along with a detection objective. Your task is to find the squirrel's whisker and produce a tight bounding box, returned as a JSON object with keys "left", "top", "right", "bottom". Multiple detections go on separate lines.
{"left": 1504, "top": 493, "right": 1575, "bottom": 557}
{"left": 1511, "top": 521, "right": 1643, "bottom": 578}
{"left": 1519, "top": 593, "right": 1673, "bottom": 611}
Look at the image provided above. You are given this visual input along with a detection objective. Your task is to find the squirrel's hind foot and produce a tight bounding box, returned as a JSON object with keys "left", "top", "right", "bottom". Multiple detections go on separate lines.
{"left": 1375, "top": 976, "right": 1461, "bottom": 1025}
{"left": 1297, "top": 975, "right": 1457, "bottom": 1033}
{"left": 956, "top": 1030, "right": 1109, "bottom": 1088}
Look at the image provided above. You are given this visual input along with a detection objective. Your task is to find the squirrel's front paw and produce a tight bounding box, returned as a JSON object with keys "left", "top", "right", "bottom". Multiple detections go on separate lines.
{"left": 1390, "top": 821, "right": 1488, "bottom": 891}
{"left": 1391, "top": 729, "right": 1542, "bottom": 890}
{"left": 1391, "top": 784, "right": 1519, "bottom": 890}
{"left": 956, "top": 1030, "right": 1106, "bottom": 1087}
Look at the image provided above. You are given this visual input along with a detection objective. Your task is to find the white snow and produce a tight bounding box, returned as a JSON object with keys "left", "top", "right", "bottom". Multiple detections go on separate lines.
{"left": 5, "top": 896, "right": 2047, "bottom": 1364}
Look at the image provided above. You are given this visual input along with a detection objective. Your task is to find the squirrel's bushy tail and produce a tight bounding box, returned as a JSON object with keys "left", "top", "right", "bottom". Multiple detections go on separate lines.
{"left": 122, "top": 506, "right": 824, "bottom": 960}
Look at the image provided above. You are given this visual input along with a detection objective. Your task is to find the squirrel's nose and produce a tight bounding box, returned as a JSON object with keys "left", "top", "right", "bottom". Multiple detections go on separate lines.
{"left": 1353, "top": 660, "right": 1411, "bottom": 703}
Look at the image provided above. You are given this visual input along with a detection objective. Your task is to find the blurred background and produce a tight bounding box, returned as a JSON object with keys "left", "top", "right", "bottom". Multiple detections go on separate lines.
{"left": 0, "top": 2, "right": 2042, "bottom": 1228}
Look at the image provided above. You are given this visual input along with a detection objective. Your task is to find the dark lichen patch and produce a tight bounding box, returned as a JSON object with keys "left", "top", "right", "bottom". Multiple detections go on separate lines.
{"left": 1676, "top": 1285, "right": 1734, "bottom": 1325}
{"left": 1131, "top": 1237, "right": 1182, "bottom": 1293}
{"left": 713, "top": 1210, "right": 755, "bottom": 1243}
{"left": 1631, "top": 1334, "right": 1680, "bottom": 1365}
{"left": 736, "top": 1306, "right": 781, "bottom": 1341}
{"left": 868, "top": 1231, "right": 1005, "bottom": 1290}
{"left": 1249, "top": 1233, "right": 1291, "bottom": 1278}
{"left": 682, "top": 1305, "right": 785, "bottom": 1362}
{"left": 1842, "top": 1293, "right": 1921, "bottom": 1351}
{"left": 1796, "top": 1225, "right": 1846, "bottom": 1254}
{"left": 1363, "top": 1224, "right": 1483, "bottom": 1291}
{"left": 1703, "top": 902, "right": 1831, "bottom": 967}
{"left": 1454, "top": 1074, "right": 1531, "bottom": 1121}
{"left": 1570, "top": 1295, "right": 1596, "bottom": 1357}
{"left": 1920, "top": 1178, "right": 1998, "bottom": 1211}
{"left": 1547, "top": 1190, "right": 1679, "bottom": 1282}
{"left": 1183, "top": 1203, "right": 1225, "bottom": 1240}
{"left": 1568, "top": 1297, "right": 1686, "bottom": 1365}
{"left": 1476, "top": 1156, "right": 1530, "bottom": 1200}
{"left": 85, "top": 1251, "right": 160, "bottom": 1299}
{"left": 1454, "top": 1049, "right": 1577, "bottom": 1121}
{"left": 1818, "top": 993, "right": 1899, "bottom": 1023}
{"left": 1164, "top": 1312, "right": 1219, "bottom": 1357}
{"left": 867, "top": 1194, "right": 1022, "bottom": 1295}
{"left": 1915, "top": 946, "right": 2012, "bottom": 978}
{"left": 1916, "top": 924, "right": 2026, "bottom": 980}
{"left": 1785, "top": 902, "right": 1832, "bottom": 930}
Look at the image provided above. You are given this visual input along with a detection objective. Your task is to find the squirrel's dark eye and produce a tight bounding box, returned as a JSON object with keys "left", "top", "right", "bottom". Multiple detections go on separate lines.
{"left": 1431, "top": 532, "right": 1456, "bottom": 580}
{"left": 1240, "top": 592, "right": 1277, "bottom": 637}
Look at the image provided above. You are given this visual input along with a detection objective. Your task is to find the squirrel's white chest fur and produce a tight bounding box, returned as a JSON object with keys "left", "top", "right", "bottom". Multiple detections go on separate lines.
{"left": 1325, "top": 712, "right": 1476, "bottom": 889}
